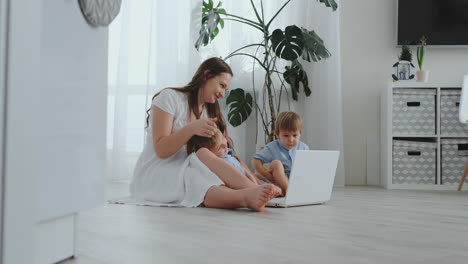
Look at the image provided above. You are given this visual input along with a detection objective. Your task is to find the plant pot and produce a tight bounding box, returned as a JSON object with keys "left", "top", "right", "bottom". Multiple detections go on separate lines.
{"left": 416, "top": 70, "right": 430, "bottom": 82}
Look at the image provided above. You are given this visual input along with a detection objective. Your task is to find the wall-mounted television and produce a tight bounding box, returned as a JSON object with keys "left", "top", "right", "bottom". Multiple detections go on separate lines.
{"left": 397, "top": 0, "right": 468, "bottom": 46}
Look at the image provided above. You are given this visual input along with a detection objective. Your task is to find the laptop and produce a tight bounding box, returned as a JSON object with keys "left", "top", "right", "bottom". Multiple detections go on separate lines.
{"left": 266, "top": 150, "right": 340, "bottom": 208}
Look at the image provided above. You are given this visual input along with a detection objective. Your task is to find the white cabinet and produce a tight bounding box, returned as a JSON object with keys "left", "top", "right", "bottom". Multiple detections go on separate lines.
{"left": 381, "top": 81, "right": 468, "bottom": 189}
{"left": 2, "top": 0, "right": 107, "bottom": 263}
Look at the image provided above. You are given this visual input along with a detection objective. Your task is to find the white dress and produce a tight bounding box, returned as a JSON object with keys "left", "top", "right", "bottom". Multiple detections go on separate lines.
{"left": 129, "top": 89, "right": 224, "bottom": 207}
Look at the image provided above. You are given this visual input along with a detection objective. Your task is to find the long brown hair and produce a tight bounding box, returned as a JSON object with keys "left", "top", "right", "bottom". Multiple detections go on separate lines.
{"left": 145, "top": 57, "right": 233, "bottom": 142}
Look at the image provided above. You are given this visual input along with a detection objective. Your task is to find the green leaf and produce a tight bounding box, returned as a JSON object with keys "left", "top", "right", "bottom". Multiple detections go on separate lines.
{"left": 226, "top": 88, "right": 253, "bottom": 127}
{"left": 195, "top": 0, "right": 226, "bottom": 50}
{"left": 270, "top": 25, "right": 304, "bottom": 61}
{"left": 283, "top": 60, "right": 310, "bottom": 101}
{"left": 211, "top": 27, "right": 219, "bottom": 40}
{"left": 317, "top": 0, "right": 338, "bottom": 11}
{"left": 301, "top": 28, "right": 331, "bottom": 62}
{"left": 219, "top": 18, "right": 224, "bottom": 29}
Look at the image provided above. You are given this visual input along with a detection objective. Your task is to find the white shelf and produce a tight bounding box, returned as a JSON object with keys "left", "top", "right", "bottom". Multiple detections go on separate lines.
{"left": 381, "top": 81, "right": 467, "bottom": 190}
{"left": 390, "top": 80, "right": 462, "bottom": 88}
{"left": 392, "top": 135, "right": 437, "bottom": 138}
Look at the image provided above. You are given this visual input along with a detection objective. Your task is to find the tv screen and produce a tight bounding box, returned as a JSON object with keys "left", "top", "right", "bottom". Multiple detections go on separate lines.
{"left": 398, "top": 0, "right": 468, "bottom": 45}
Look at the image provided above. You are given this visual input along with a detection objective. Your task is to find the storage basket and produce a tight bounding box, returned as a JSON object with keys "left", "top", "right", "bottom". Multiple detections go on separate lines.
{"left": 393, "top": 89, "right": 436, "bottom": 135}
{"left": 392, "top": 140, "right": 436, "bottom": 184}
{"left": 440, "top": 89, "right": 468, "bottom": 136}
{"left": 441, "top": 139, "right": 468, "bottom": 185}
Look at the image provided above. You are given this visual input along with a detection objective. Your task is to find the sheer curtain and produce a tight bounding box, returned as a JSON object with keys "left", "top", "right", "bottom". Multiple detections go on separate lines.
{"left": 300, "top": 0, "right": 345, "bottom": 186}
{"left": 107, "top": 0, "right": 199, "bottom": 181}
{"left": 107, "top": 0, "right": 345, "bottom": 185}
{"left": 272, "top": 0, "right": 345, "bottom": 186}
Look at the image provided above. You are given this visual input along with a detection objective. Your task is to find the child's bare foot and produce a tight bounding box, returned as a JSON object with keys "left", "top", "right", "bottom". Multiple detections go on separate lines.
{"left": 272, "top": 184, "right": 283, "bottom": 198}
{"left": 242, "top": 184, "right": 279, "bottom": 211}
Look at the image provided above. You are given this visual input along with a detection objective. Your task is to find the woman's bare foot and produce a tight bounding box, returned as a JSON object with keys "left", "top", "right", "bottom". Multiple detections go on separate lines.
{"left": 242, "top": 184, "right": 282, "bottom": 211}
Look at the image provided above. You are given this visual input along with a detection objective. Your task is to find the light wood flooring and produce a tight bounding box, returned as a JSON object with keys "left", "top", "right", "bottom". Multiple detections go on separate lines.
{"left": 62, "top": 182, "right": 468, "bottom": 264}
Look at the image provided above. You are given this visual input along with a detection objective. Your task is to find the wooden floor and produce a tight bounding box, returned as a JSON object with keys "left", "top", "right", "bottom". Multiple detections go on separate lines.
{"left": 62, "top": 182, "right": 468, "bottom": 264}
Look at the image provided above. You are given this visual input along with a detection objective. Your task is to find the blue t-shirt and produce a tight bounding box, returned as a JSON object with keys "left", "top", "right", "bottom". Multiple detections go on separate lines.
{"left": 222, "top": 149, "right": 245, "bottom": 174}
{"left": 252, "top": 139, "right": 309, "bottom": 177}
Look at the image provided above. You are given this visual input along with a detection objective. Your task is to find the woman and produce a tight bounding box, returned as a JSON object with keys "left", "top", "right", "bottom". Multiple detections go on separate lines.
{"left": 130, "top": 57, "right": 281, "bottom": 211}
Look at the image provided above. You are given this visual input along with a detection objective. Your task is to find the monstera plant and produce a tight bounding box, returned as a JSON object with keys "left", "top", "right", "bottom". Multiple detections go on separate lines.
{"left": 195, "top": 0, "right": 337, "bottom": 144}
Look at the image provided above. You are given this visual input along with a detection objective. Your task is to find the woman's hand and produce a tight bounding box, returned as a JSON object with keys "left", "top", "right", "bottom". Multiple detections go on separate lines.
{"left": 189, "top": 117, "right": 218, "bottom": 137}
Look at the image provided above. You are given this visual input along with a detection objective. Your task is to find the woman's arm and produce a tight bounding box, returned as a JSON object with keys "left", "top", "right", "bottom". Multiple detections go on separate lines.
{"left": 152, "top": 106, "right": 192, "bottom": 158}
{"left": 152, "top": 106, "right": 217, "bottom": 158}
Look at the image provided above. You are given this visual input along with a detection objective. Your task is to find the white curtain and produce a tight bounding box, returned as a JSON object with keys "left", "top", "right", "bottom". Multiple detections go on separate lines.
{"left": 107, "top": 0, "right": 345, "bottom": 185}
{"left": 107, "top": 0, "right": 199, "bottom": 181}
{"left": 300, "top": 0, "right": 345, "bottom": 186}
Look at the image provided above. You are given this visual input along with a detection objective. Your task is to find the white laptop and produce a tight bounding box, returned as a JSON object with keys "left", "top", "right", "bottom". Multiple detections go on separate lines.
{"left": 266, "top": 150, "right": 340, "bottom": 208}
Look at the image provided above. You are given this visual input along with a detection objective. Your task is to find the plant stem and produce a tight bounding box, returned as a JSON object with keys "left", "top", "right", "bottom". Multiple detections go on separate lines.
{"left": 266, "top": 0, "right": 292, "bottom": 29}
{"left": 224, "top": 43, "right": 264, "bottom": 61}
{"left": 260, "top": 0, "right": 265, "bottom": 26}
{"left": 224, "top": 53, "right": 268, "bottom": 71}
{"left": 263, "top": 29, "right": 276, "bottom": 143}
{"left": 251, "top": 43, "right": 269, "bottom": 143}
{"left": 224, "top": 13, "right": 263, "bottom": 28}
{"left": 223, "top": 18, "right": 264, "bottom": 32}
{"left": 249, "top": 0, "right": 264, "bottom": 25}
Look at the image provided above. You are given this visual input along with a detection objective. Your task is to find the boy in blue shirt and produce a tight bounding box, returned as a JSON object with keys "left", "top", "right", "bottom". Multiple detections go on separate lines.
{"left": 252, "top": 111, "right": 309, "bottom": 195}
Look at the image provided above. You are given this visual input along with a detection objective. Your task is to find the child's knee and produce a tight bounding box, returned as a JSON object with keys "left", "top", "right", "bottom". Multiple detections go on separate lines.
{"left": 271, "top": 160, "right": 284, "bottom": 169}
{"left": 196, "top": 147, "right": 212, "bottom": 159}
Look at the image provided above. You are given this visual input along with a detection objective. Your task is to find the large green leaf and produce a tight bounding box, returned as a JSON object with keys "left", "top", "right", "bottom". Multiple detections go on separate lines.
{"left": 317, "top": 0, "right": 338, "bottom": 11}
{"left": 283, "top": 60, "right": 310, "bottom": 101}
{"left": 270, "top": 25, "right": 304, "bottom": 61}
{"left": 301, "top": 28, "right": 331, "bottom": 62}
{"left": 226, "top": 88, "right": 253, "bottom": 127}
{"left": 195, "top": 0, "right": 226, "bottom": 50}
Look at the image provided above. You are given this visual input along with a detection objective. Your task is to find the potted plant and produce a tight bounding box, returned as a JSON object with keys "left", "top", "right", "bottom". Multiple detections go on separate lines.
{"left": 195, "top": 0, "right": 337, "bottom": 144}
{"left": 392, "top": 43, "right": 415, "bottom": 81}
{"left": 416, "top": 36, "right": 429, "bottom": 82}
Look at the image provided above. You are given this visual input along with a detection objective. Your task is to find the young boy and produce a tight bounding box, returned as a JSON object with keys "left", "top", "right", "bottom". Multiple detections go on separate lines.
{"left": 252, "top": 111, "right": 309, "bottom": 195}
{"left": 187, "top": 129, "right": 262, "bottom": 185}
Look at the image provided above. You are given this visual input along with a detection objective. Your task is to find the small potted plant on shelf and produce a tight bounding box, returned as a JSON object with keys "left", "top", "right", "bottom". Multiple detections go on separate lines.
{"left": 416, "top": 36, "right": 429, "bottom": 82}
{"left": 392, "top": 43, "right": 415, "bottom": 81}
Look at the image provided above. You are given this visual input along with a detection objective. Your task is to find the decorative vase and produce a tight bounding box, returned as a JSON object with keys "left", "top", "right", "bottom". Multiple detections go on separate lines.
{"left": 416, "top": 70, "right": 430, "bottom": 82}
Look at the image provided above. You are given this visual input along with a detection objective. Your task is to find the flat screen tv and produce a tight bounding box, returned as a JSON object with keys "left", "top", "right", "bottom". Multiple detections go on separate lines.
{"left": 398, "top": 0, "right": 468, "bottom": 46}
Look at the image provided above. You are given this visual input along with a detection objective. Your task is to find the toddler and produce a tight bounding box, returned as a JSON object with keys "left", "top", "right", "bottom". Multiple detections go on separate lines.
{"left": 252, "top": 111, "right": 309, "bottom": 195}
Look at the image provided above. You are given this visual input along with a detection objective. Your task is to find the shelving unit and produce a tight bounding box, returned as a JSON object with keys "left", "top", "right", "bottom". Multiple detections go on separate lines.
{"left": 381, "top": 81, "right": 468, "bottom": 190}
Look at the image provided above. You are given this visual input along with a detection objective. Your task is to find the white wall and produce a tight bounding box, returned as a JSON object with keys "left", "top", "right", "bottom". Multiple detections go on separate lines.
{"left": 341, "top": 0, "right": 468, "bottom": 185}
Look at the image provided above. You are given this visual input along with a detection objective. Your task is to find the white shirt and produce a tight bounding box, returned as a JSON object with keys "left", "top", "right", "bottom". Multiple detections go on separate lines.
{"left": 129, "top": 88, "right": 223, "bottom": 206}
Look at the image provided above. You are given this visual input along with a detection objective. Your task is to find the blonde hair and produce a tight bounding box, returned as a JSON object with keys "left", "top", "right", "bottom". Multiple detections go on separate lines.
{"left": 187, "top": 129, "right": 224, "bottom": 155}
{"left": 274, "top": 111, "right": 303, "bottom": 136}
